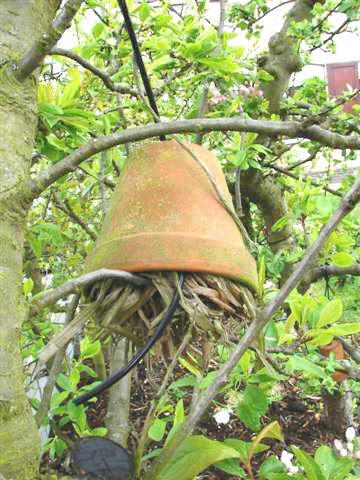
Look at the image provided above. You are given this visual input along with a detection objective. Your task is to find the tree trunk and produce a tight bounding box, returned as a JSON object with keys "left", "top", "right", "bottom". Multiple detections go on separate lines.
{"left": 0, "top": 2, "right": 59, "bottom": 478}
{"left": 323, "top": 386, "right": 353, "bottom": 434}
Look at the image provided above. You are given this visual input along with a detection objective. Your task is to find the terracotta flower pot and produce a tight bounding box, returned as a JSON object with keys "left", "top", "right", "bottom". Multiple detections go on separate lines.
{"left": 85, "top": 140, "right": 258, "bottom": 291}
{"left": 320, "top": 340, "right": 347, "bottom": 382}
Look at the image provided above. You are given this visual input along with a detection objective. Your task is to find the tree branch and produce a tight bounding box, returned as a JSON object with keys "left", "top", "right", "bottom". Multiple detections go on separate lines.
{"left": 266, "top": 162, "right": 342, "bottom": 197}
{"left": 30, "top": 269, "right": 150, "bottom": 315}
{"left": 16, "top": 0, "right": 84, "bottom": 81}
{"left": 27, "top": 118, "right": 360, "bottom": 198}
{"left": 299, "top": 263, "right": 360, "bottom": 291}
{"left": 145, "top": 175, "right": 360, "bottom": 480}
{"left": 53, "top": 191, "right": 97, "bottom": 240}
{"left": 50, "top": 47, "right": 139, "bottom": 96}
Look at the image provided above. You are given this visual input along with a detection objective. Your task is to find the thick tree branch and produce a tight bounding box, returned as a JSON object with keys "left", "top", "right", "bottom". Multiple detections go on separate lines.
{"left": 16, "top": 0, "right": 84, "bottom": 81}
{"left": 30, "top": 269, "right": 150, "bottom": 315}
{"left": 27, "top": 118, "right": 360, "bottom": 198}
{"left": 338, "top": 338, "right": 360, "bottom": 364}
{"left": 146, "top": 175, "right": 360, "bottom": 479}
{"left": 50, "top": 47, "right": 138, "bottom": 96}
{"left": 299, "top": 263, "right": 360, "bottom": 291}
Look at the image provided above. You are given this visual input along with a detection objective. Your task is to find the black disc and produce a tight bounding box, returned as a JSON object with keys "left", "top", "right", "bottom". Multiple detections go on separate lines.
{"left": 71, "top": 437, "right": 135, "bottom": 479}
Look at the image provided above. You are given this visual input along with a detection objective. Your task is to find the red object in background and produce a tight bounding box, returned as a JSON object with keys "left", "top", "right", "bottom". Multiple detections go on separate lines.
{"left": 326, "top": 61, "right": 360, "bottom": 112}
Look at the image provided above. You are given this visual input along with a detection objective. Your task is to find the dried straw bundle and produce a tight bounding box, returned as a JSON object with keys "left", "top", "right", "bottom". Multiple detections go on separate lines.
{"left": 37, "top": 273, "right": 253, "bottom": 368}
{"left": 85, "top": 272, "right": 252, "bottom": 350}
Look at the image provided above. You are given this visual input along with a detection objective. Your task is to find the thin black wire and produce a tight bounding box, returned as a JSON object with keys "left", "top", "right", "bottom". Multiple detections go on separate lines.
{"left": 73, "top": 273, "right": 185, "bottom": 405}
{"left": 117, "top": 0, "right": 166, "bottom": 141}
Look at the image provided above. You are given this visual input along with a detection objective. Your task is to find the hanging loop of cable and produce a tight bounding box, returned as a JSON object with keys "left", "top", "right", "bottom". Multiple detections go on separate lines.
{"left": 117, "top": 0, "right": 166, "bottom": 141}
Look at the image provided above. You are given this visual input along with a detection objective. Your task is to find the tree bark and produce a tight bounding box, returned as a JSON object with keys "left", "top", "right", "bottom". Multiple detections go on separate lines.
{"left": 105, "top": 339, "right": 132, "bottom": 447}
{"left": 0, "top": 2, "right": 60, "bottom": 478}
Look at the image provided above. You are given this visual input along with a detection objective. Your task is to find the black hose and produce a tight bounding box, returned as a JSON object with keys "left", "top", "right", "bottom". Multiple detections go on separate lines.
{"left": 117, "top": 0, "right": 166, "bottom": 141}
{"left": 73, "top": 273, "right": 185, "bottom": 405}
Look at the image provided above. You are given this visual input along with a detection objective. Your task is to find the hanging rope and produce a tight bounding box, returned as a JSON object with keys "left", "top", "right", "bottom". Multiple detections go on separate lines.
{"left": 117, "top": 0, "right": 166, "bottom": 141}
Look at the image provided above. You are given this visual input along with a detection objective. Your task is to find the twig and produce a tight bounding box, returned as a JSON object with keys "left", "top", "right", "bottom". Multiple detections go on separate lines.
{"left": 309, "top": 17, "right": 352, "bottom": 53}
{"left": 35, "top": 294, "right": 80, "bottom": 426}
{"left": 53, "top": 191, "right": 97, "bottom": 240}
{"left": 78, "top": 166, "right": 116, "bottom": 189}
{"left": 30, "top": 269, "right": 150, "bottom": 315}
{"left": 145, "top": 175, "right": 360, "bottom": 480}
{"left": 27, "top": 118, "right": 360, "bottom": 198}
{"left": 286, "top": 149, "right": 319, "bottom": 171}
{"left": 16, "top": 0, "right": 84, "bottom": 80}
{"left": 249, "top": 0, "right": 295, "bottom": 25}
{"left": 50, "top": 47, "right": 138, "bottom": 96}
{"left": 266, "top": 162, "right": 342, "bottom": 197}
{"left": 195, "top": 0, "right": 227, "bottom": 145}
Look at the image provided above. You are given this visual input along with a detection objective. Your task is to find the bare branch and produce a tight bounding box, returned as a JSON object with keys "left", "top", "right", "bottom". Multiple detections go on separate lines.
{"left": 50, "top": 47, "right": 139, "bottom": 96}
{"left": 30, "top": 269, "right": 150, "bottom": 315}
{"left": 27, "top": 118, "right": 360, "bottom": 198}
{"left": 16, "top": 0, "right": 84, "bottom": 81}
{"left": 146, "top": 175, "right": 360, "bottom": 480}
{"left": 53, "top": 191, "right": 97, "bottom": 240}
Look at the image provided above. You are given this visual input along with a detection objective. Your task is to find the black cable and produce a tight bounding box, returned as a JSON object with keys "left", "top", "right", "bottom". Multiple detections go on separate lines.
{"left": 73, "top": 273, "right": 185, "bottom": 405}
{"left": 117, "top": 0, "right": 166, "bottom": 141}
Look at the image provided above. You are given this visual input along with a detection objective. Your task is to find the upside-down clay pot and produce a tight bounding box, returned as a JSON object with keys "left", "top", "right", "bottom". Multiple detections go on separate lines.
{"left": 85, "top": 140, "right": 258, "bottom": 291}
{"left": 320, "top": 340, "right": 348, "bottom": 382}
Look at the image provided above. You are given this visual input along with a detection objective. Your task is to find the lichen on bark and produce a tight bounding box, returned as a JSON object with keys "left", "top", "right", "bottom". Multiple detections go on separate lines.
{"left": 0, "top": 1, "right": 60, "bottom": 478}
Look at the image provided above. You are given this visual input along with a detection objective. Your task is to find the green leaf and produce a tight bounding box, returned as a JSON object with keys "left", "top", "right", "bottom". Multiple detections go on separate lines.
{"left": 330, "top": 458, "right": 353, "bottom": 480}
{"left": 248, "top": 421, "right": 283, "bottom": 461}
{"left": 50, "top": 391, "right": 69, "bottom": 409}
{"left": 90, "top": 427, "right": 108, "bottom": 437}
{"left": 324, "top": 322, "right": 360, "bottom": 337}
{"left": 80, "top": 338, "right": 101, "bottom": 360}
{"left": 271, "top": 215, "right": 290, "bottom": 232}
{"left": 165, "top": 400, "right": 185, "bottom": 446}
{"left": 138, "top": 2, "right": 151, "bottom": 21}
{"left": 59, "top": 78, "right": 81, "bottom": 108}
{"left": 258, "top": 255, "right": 266, "bottom": 298}
{"left": 215, "top": 458, "right": 246, "bottom": 476}
{"left": 67, "top": 402, "right": 88, "bottom": 432}
{"left": 286, "top": 355, "right": 327, "bottom": 379}
{"left": 69, "top": 367, "right": 80, "bottom": 392}
{"left": 314, "top": 446, "right": 336, "bottom": 480}
{"left": 23, "top": 277, "right": 34, "bottom": 296}
{"left": 259, "top": 455, "right": 286, "bottom": 479}
{"left": 292, "top": 446, "right": 325, "bottom": 480}
{"left": 332, "top": 252, "right": 354, "bottom": 268}
{"left": 159, "top": 436, "right": 240, "bottom": 480}
{"left": 56, "top": 373, "right": 72, "bottom": 392}
{"left": 317, "top": 300, "right": 343, "bottom": 328}
{"left": 236, "top": 385, "right": 269, "bottom": 432}
{"left": 148, "top": 418, "right": 167, "bottom": 442}
{"left": 92, "top": 22, "right": 104, "bottom": 38}
{"left": 179, "top": 357, "right": 202, "bottom": 379}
